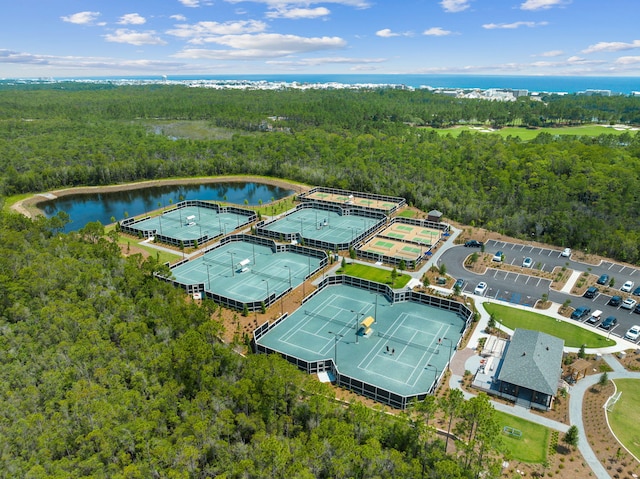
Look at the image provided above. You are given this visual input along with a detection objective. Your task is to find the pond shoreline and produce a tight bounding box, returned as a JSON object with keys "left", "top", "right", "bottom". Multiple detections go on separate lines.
{"left": 11, "top": 176, "right": 309, "bottom": 219}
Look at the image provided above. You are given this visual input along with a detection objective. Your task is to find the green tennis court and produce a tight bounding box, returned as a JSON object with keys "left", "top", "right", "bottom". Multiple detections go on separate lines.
{"left": 375, "top": 240, "right": 394, "bottom": 249}
{"left": 169, "top": 240, "right": 321, "bottom": 303}
{"left": 256, "top": 283, "right": 466, "bottom": 398}
{"left": 386, "top": 232, "right": 406, "bottom": 239}
{"left": 397, "top": 225, "right": 414, "bottom": 232}
{"left": 402, "top": 245, "right": 421, "bottom": 254}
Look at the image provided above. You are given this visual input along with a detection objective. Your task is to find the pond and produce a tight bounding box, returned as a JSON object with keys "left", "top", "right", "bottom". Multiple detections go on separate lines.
{"left": 39, "top": 181, "right": 294, "bottom": 232}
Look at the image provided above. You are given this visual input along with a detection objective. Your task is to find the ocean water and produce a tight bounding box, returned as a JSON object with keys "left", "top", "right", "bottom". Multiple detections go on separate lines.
{"left": 56, "top": 74, "right": 640, "bottom": 95}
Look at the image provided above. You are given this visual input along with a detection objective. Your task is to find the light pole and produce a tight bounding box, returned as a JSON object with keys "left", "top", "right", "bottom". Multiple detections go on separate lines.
{"left": 262, "top": 279, "right": 270, "bottom": 309}
{"left": 440, "top": 337, "right": 454, "bottom": 372}
{"left": 284, "top": 265, "right": 292, "bottom": 290}
{"left": 328, "top": 331, "right": 343, "bottom": 365}
{"left": 206, "top": 263, "right": 211, "bottom": 290}
{"left": 228, "top": 251, "right": 235, "bottom": 277}
{"left": 351, "top": 310, "right": 364, "bottom": 344}
{"left": 426, "top": 364, "right": 439, "bottom": 395}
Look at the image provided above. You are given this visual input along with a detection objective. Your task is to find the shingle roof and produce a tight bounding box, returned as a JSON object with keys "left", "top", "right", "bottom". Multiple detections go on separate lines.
{"left": 497, "top": 329, "right": 564, "bottom": 396}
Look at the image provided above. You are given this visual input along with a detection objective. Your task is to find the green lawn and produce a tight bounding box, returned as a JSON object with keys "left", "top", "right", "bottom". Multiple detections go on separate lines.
{"left": 422, "top": 124, "right": 631, "bottom": 140}
{"left": 482, "top": 303, "right": 616, "bottom": 349}
{"left": 494, "top": 410, "right": 549, "bottom": 463}
{"left": 337, "top": 262, "right": 411, "bottom": 288}
{"left": 608, "top": 378, "right": 640, "bottom": 459}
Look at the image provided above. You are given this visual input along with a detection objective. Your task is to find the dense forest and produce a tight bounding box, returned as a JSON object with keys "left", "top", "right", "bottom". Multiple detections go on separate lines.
{"left": 1, "top": 84, "right": 639, "bottom": 263}
{"left": 0, "top": 212, "right": 503, "bottom": 478}
{"left": 1, "top": 83, "right": 639, "bottom": 476}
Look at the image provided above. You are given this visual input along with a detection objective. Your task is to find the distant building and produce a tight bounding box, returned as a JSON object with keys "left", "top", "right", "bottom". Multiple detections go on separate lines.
{"left": 427, "top": 210, "right": 443, "bottom": 223}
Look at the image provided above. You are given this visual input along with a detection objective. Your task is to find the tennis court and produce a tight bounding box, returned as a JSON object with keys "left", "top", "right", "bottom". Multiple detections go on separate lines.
{"left": 361, "top": 236, "right": 426, "bottom": 260}
{"left": 263, "top": 207, "right": 379, "bottom": 245}
{"left": 129, "top": 204, "right": 251, "bottom": 241}
{"left": 255, "top": 283, "right": 465, "bottom": 398}
{"left": 304, "top": 190, "right": 403, "bottom": 212}
{"left": 169, "top": 240, "right": 321, "bottom": 303}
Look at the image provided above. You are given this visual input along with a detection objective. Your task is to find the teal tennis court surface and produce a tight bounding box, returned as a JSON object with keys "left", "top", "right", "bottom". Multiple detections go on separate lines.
{"left": 131, "top": 204, "right": 249, "bottom": 241}
{"left": 255, "top": 283, "right": 467, "bottom": 400}
{"left": 262, "top": 207, "right": 380, "bottom": 245}
{"left": 169, "top": 240, "right": 322, "bottom": 304}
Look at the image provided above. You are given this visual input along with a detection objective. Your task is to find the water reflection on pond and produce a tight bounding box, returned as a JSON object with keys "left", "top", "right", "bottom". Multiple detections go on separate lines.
{"left": 39, "top": 181, "right": 294, "bottom": 232}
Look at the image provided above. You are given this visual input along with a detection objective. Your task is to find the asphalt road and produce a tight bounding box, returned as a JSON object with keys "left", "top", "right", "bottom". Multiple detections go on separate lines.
{"left": 437, "top": 239, "right": 640, "bottom": 343}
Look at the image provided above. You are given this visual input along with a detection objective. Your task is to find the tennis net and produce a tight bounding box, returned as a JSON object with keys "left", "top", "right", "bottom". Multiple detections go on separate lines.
{"left": 251, "top": 269, "right": 286, "bottom": 283}
{"left": 377, "top": 331, "right": 439, "bottom": 353}
{"left": 304, "top": 310, "right": 354, "bottom": 329}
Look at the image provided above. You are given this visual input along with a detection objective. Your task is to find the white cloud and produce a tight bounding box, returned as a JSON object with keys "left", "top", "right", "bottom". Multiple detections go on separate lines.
{"left": 376, "top": 29, "right": 399, "bottom": 38}
{"left": 440, "top": 0, "right": 470, "bottom": 13}
{"left": 167, "top": 20, "right": 267, "bottom": 43}
{"left": 179, "top": 0, "right": 201, "bottom": 7}
{"left": 173, "top": 33, "right": 346, "bottom": 59}
{"left": 536, "top": 50, "right": 563, "bottom": 57}
{"left": 170, "top": 14, "right": 187, "bottom": 21}
{"left": 266, "top": 7, "right": 331, "bottom": 19}
{"left": 582, "top": 40, "right": 640, "bottom": 54}
{"left": 104, "top": 29, "right": 167, "bottom": 46}
{"left": 423, "top": 27, "right": 452, "bottom": 36}
{"left": 0, "top": 49, "right": 184, "bottom": 72}
{"left": 376, "top": 29, "right": 413, "bottom": 38}
{"left": 118, "top": 13, "right": 146, "bottom": 25}
{"left": 268, "top": 56, "right": 385, "bottom": 66}
{"left": 615, "top": 56, "right": 640, "bottom": 65}
{"left": 225, "top": 0, "right": 371, "bottom": 8}
{"left": 61, "top": 11, "right": 102, "bottom": 25}
{"left": 520, "top": 0, "right": 569, "bottom": 11}
{"left": 483, "top": 21, "right": 548, "bottom": 29}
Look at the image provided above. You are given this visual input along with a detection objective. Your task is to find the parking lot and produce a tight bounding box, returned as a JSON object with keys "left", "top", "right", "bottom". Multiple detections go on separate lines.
{"left": 441, "top": 239, "right": 640, "bottom": 338}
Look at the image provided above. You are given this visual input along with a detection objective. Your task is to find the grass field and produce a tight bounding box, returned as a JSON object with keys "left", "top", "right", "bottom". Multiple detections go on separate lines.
{"left": 608, "top": 378, "right": 640, "bottom": 459}
{"left": 494, "top": 410, "right": 550, "bottom": 463}
{"left": 422, "top": 125, "right": 634, "bottom": 141}
{"left": 482, "top": 303, "right": 616, "bottom": 349}
{"left": 337, "top": 262, "right": 411, "bottom": 288}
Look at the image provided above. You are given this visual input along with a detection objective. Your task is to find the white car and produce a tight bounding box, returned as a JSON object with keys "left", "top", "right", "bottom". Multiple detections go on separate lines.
{"left": 621, "top": 281, "right": 634, "bottom": 293}
{"left": 474, "top": 282, "right": 488, "bottom": 296}
{"left": 522, "top": 257, "right": 533, "bottom": 268}
{"left": 560, "top": 248, "right": 571, "bottom": 257}
{"left": 621, "top": 298, "right": 637, "bottom": 310}
{"left": 624, "top": 325, "right": 640, "bottom": 342}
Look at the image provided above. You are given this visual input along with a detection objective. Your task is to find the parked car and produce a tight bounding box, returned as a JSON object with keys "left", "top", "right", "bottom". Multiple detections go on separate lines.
{"left": 522, "top": 257, "right": 533, "bottom": 268}
{"left": 571, "top": 306, "right": 591, "bottom": 321}
{"left": 599, "top": 316, "right": 618, "bottom": 330}
{"left": 596, "top": 274, "right": 609, "bottom": 285}
{"left": 474, "top": 282, "right": 488, "bottom": 296}
{"left": 584, "top": 286, "right": 599, "bottom": 299}
{"left": 586, "top": 310, "right": 603, "bottom": 324}
{"left": 633, "top": 286, "right": 640, "bottom": 296}
{"left": 624, "top": 325, "right": 640, "bottom": 342}
{"left": 464, "top": 240, "right": 483, "bottom": 248}
{"left": 608, "top": 295, "right": 622, "bottom": 307}
{"left": 635, "top": 303, "right": 640, "bottom": 314}
{"left": 454, "top": 278, "right": 465, "bottom": 290}
{"left": 622, "top": 298, "right": 638, "bottom": 310}
{"left": 492, "top": 251, "right": 503, "bottom": 262}
{"left": 621, "top": 280, "right": 634, "bottom": 293}
{"left": 560, "top": 247, "right": 571, "bottom": 257}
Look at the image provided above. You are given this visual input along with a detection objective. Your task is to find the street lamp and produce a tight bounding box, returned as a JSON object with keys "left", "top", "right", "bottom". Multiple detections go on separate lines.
{"left": 262, "top": 279, "right": 270, "bottom": 308}
{"left": 351, "top": 310, "right": 364, "bottom": 344}
{"left": 284, "top": 265, "right": 292, "bottom": 289}
{"left": 205, "top": 263, "right": 211, "bottom": 290}
{"left": 426, "top": 364, "right": 439, "bottom": 394}
{"left": 440, "top": 337, "right": 454, "bottom": 372}
{"left": 228, "top": 251, "right": 235, "bottom": 277}
{"left": 328, "top": 331, "right": 343, "bottom": 365}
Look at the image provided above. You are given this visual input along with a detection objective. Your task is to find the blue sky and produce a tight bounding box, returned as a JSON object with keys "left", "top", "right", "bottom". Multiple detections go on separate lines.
{"left": 1, "top": 0, "right": 639, "bottom": 78}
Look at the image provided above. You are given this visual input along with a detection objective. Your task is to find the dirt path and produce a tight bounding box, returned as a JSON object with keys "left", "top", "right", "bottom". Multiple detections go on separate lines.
{"left": 10, "top": 176, "right": 309, "bottom": 219}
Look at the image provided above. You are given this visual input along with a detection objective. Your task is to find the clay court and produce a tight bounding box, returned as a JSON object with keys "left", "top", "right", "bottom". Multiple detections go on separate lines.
{"left": 360, "top": 222, "right": 443, "bottom": 261}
